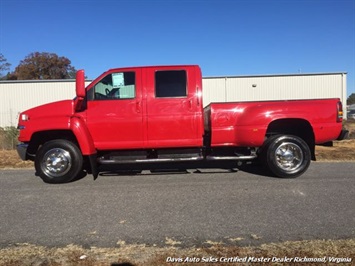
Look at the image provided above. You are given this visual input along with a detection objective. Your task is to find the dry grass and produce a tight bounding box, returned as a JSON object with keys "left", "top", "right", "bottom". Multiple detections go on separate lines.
{"left": 315, "top": 120, "right": 355, "bottom": 161}
{"left": 315, "top": 139, "right": 355, "bottom": 161}
{"left": 0, "top": 239, "right": 354, "bottom": 266}
{"left": 0, "top": 150, "right": 33, "bottom": 168}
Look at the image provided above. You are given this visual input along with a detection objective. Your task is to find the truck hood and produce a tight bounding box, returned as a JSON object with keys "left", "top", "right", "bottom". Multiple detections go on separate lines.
{"left": 17, "top": 100, "right": 77, "bottom": 142}
{"left": 19, "top": 100, "right": 74, "bottom": 122}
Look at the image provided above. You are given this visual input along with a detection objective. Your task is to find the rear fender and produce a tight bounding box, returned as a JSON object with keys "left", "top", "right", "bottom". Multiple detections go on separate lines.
{"left": 265, "top": 118, "right": 316, "bottom": 160}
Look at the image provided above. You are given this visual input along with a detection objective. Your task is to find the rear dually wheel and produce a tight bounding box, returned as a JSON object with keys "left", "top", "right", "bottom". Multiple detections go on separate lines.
{"left": 262, "top": 135, "right": 311, "bottom": 178}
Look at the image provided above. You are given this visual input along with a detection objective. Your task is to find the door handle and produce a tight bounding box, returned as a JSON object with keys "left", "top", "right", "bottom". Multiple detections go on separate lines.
{"left": 189, "top": 99, "right": 193, "bottom": 110}
{"left": 136, "top": 101, "right": 141, "bottom": 113}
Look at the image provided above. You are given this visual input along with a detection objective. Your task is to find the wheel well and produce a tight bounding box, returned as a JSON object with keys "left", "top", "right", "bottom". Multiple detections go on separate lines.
{"left": 266, "top": 119, "right": 316, "bottom": 160}
{"left": 27, "top": 130, "right": 78, "bottom": 155}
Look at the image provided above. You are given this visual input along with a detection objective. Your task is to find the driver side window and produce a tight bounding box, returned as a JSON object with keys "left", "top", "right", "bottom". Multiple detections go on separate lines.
{"left": 88, "top": 72, "right": 135, "bottom": 100}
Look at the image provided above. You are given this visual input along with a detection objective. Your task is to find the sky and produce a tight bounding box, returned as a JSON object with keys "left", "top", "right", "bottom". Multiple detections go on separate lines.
{"left": 0, "top": 0, "right": 354, "bottom": 96}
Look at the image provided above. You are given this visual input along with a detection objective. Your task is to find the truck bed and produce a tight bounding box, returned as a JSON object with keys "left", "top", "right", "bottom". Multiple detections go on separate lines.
{"left": 204, "top": 98, "right": 343, "bottom": 147}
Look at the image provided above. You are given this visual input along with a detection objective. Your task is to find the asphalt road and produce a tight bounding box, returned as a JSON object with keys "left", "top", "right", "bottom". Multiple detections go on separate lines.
{"left": 0, "top": 162, "right": 354, "bottom": 248}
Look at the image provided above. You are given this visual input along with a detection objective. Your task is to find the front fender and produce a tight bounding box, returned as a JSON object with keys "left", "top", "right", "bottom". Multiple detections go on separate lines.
{"left": 70, "top": 116, "right": 96, "bottom": 155}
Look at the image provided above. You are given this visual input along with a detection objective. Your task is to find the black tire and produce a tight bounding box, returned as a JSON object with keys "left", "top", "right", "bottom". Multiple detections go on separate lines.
{"left": 35, "top": 140, "right": 83, "bottom": 184}
{"left": 262, "top": 135, "right": 311, "bottom": 178}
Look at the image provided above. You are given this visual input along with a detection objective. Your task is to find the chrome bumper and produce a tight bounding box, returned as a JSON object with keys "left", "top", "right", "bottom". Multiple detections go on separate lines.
{"left": 16, "top": 143, "right": 29, "bottom": 160}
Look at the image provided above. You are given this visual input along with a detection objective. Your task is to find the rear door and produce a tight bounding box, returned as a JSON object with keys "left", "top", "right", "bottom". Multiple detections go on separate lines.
{"left": 143, "top": 66, "right": 203, "bottom": 148}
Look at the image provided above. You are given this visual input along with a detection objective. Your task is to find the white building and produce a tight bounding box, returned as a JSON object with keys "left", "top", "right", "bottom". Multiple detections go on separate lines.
{"left": 0, "top": 72, "right": 347, "bottom": 127}
{"left": 203, "top": 72, "right": 347, "bottom": 104}
{"left": 0, "top": 80, "right": 91, "bottom": 127}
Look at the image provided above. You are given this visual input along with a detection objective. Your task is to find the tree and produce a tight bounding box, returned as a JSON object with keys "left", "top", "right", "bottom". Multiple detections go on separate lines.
{"left": 347, "top": 93, "right": 355, "bottom": 106}
{"left": 0, "top": 53, "right": 11, "bottom": 78}
{"left": 14, "top": 52, "right": 77, "bottom": 80}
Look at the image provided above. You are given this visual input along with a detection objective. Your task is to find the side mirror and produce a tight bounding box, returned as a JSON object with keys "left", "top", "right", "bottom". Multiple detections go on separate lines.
{"left": 76, "top": 69, "right": 86, "bottom": 99}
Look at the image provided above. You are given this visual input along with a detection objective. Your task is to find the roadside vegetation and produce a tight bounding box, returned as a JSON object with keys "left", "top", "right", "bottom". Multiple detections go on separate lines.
{"left": 1, "top": 239, "right": 354, "bottom": 266}
{"left": 0, "top": 121, "right": 354, "bottom": 265}
{"left": 0, "top": 126, "right": 18, "bottom": 150}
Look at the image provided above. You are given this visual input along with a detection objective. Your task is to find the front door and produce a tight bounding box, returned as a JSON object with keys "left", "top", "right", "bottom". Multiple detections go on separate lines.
{"left": 86, "top": 69, "right": 144, "bottom": 150}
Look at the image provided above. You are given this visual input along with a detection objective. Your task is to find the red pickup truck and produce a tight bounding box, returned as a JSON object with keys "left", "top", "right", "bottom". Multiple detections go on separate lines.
{"left": 17, "top": 65, "right": 348, "bottom": 183}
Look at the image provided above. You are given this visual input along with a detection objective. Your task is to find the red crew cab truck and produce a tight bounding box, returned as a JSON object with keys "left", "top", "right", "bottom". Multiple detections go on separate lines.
{"left": 17, "top": 65, "right": 348, "bottom": 183}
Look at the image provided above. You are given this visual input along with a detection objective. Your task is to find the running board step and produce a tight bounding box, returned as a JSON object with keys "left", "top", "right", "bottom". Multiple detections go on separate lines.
{"left": 98, "top": 155, "right": 257, "bottom": 165}
{"left": 206, "top": 155, "right": 257, "bottom": 160}
{"left": 98, "top": 157, "right": 204, "bottom": 164}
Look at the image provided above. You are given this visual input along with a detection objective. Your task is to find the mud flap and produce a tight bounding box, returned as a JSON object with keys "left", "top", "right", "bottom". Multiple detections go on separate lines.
{"left": 337, "top": 130, "right": 349, "bottom": 140}
{"left": 88, "top": 154, "right": 99, "bottom": 180}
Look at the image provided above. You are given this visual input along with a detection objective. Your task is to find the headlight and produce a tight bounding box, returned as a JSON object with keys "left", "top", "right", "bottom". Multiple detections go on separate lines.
{"left": 21, "top": 114, "right": 29, "bottom": 121}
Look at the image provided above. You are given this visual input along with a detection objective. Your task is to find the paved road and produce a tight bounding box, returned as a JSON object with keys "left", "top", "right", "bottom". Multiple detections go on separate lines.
{"left": 0, "top": 162, "right": 354, "bottom": 248}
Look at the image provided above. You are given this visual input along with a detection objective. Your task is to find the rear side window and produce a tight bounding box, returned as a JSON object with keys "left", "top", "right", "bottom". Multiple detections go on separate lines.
{"left": 155, "top": 70, "right": 187, "bottom": 98}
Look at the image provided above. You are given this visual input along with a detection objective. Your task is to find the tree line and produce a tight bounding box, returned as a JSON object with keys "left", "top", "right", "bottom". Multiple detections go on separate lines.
{"left": 0, "top": 52, "right": 77, "bottom": 80}
{"left": 1, "top": 52, "right": 355, "bottom": 105}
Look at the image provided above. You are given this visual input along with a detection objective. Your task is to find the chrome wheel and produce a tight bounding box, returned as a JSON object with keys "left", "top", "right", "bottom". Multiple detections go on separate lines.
{"left": 41, "top": 148, "right": 72, "bottom": 177}
{"left": 35, "top": 140, "right": 83, "bottom": 183}
{"left": 275, "top": 142, "right": 303, "bottom": 172}
{"left": 263, "top": 135, "right": 311, "bottom": 178}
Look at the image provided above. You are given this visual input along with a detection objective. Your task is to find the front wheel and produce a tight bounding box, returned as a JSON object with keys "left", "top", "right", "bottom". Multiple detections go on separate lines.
{"left": 262, "top": 135, "right": 311, "bottom": 178}
{"left": 35, "top": 140, "right": 83, "bottom": 184}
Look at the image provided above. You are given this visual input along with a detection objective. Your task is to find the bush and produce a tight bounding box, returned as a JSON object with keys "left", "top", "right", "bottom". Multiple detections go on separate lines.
{"left": 0, "top": 127, "right": 19, "bottom": 150}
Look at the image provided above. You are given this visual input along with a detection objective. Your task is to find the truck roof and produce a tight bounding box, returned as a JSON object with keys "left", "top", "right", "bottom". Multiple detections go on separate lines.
{"left": 106, "top": 64, "right": 200, "bottom": 73}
